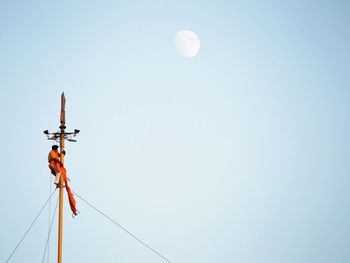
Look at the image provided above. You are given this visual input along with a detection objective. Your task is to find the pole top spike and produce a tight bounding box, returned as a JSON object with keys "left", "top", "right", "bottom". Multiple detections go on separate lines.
{"left": 60, "top": 93, "right": 66, "bottom": 126}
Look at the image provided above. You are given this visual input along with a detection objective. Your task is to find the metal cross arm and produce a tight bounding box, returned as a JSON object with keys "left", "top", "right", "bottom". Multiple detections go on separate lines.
{"left": 43, "top": 129, "right": 80, "bottom": 142}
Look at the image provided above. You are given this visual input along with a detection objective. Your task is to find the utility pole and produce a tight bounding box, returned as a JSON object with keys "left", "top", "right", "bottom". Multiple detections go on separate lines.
{"left": 44, "top": 92, "right": 80, "bottom": 263}
{"left": 57, "top": 93, "right": 65, "bottom": 263}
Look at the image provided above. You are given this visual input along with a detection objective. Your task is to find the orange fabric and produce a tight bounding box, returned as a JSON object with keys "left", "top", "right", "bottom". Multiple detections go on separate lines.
{"left": 48, "top": 150, "right": 60, "bottom": 163}
{"left": 48, "top": 161, "right": 57, "bottom": 175}
{"left": 49, "top": 158, "right": 78, "bottom": 216}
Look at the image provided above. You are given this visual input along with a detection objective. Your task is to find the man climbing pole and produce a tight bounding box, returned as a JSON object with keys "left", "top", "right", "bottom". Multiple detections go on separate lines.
{"left": 48, "top": 144, "right": 78, "bottom": 216}
{"left": 48, "top": 145, "right": 65, "bottom": 186}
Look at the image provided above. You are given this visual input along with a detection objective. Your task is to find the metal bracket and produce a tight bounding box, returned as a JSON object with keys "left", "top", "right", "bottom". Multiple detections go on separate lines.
{"left": 44, "top": 129, "right": 80, "bottom": 143}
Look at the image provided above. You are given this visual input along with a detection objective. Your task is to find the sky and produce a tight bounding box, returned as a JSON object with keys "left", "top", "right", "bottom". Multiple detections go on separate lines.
{"left": 1, "top": 0, "right": 350, "bottom": 262}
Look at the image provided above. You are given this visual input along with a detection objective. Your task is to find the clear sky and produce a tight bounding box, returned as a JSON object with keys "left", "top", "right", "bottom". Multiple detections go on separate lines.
{"left": 1, "top": 1, "right": 350, "bottom": 262}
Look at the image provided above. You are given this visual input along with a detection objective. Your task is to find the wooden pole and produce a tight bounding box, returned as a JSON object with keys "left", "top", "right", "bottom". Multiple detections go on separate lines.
{"left": 58, "top": 93, "right": 66, "bottom": 263}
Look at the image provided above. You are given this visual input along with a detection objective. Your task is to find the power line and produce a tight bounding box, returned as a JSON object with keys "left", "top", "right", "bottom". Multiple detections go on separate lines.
{"left": 72, "top": 191, "right": 172, "bottom": 263}
{"left": 48, "top": 172, "right": 53, "bottom": 263}
{"left": 5, "top": 190, "right": 57, "bottom": 263}
{"left": 42, "top": 194, "right": 59, "bottom": 263}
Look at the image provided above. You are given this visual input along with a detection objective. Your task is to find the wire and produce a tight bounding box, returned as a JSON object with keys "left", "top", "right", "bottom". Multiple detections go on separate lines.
{"left": 41, "top": 194, "right": 59, "bottom": 263}
{"left": 5, "top": 190, "right": 57, "bottom": 263}
{"left": 48, "top": 174, "right": 52, "bottom": 263}
{"left": 72, "top": 191, "right": 172, "bottom": 263}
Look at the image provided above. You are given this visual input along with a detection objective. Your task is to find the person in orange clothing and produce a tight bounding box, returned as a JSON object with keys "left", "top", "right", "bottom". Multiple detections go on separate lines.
{"left": 48, "top": 145, "right": 78, "bottom": 215}
{"left": 48, "top": 145, "right": 66, "bottom": 186}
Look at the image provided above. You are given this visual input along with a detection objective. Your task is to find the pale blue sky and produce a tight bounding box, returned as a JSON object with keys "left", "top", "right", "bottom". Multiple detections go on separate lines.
{"left": 1, "top": 1, "right": 350, "bottom": 262}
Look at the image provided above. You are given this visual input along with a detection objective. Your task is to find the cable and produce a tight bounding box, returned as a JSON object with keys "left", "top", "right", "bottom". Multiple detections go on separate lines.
{"left": 48, "top": 174, "right": 52, "bottom": 263}
{"left": 5, "top": 190, "right": 57, "bottom": 263}
{"left": 72, "top": 191, "right": 172, "bottom": 263}
{"left": 41, "top": 194, "right": 59, "bottom": 263}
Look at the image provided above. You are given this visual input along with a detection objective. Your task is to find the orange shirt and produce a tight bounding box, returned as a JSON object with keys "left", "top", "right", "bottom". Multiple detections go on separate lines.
{"left": 48, "top": 150, "right": 60, "bottom": 163}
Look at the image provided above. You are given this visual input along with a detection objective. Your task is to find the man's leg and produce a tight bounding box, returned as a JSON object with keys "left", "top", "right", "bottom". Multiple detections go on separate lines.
{"left": 54, "top": 165, "right": 61, "bottom": 186}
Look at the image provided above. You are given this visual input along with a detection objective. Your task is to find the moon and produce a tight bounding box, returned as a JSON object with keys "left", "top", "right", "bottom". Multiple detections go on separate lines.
{"left": 175, "top": 30, "right": 200, "bottom": 58}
